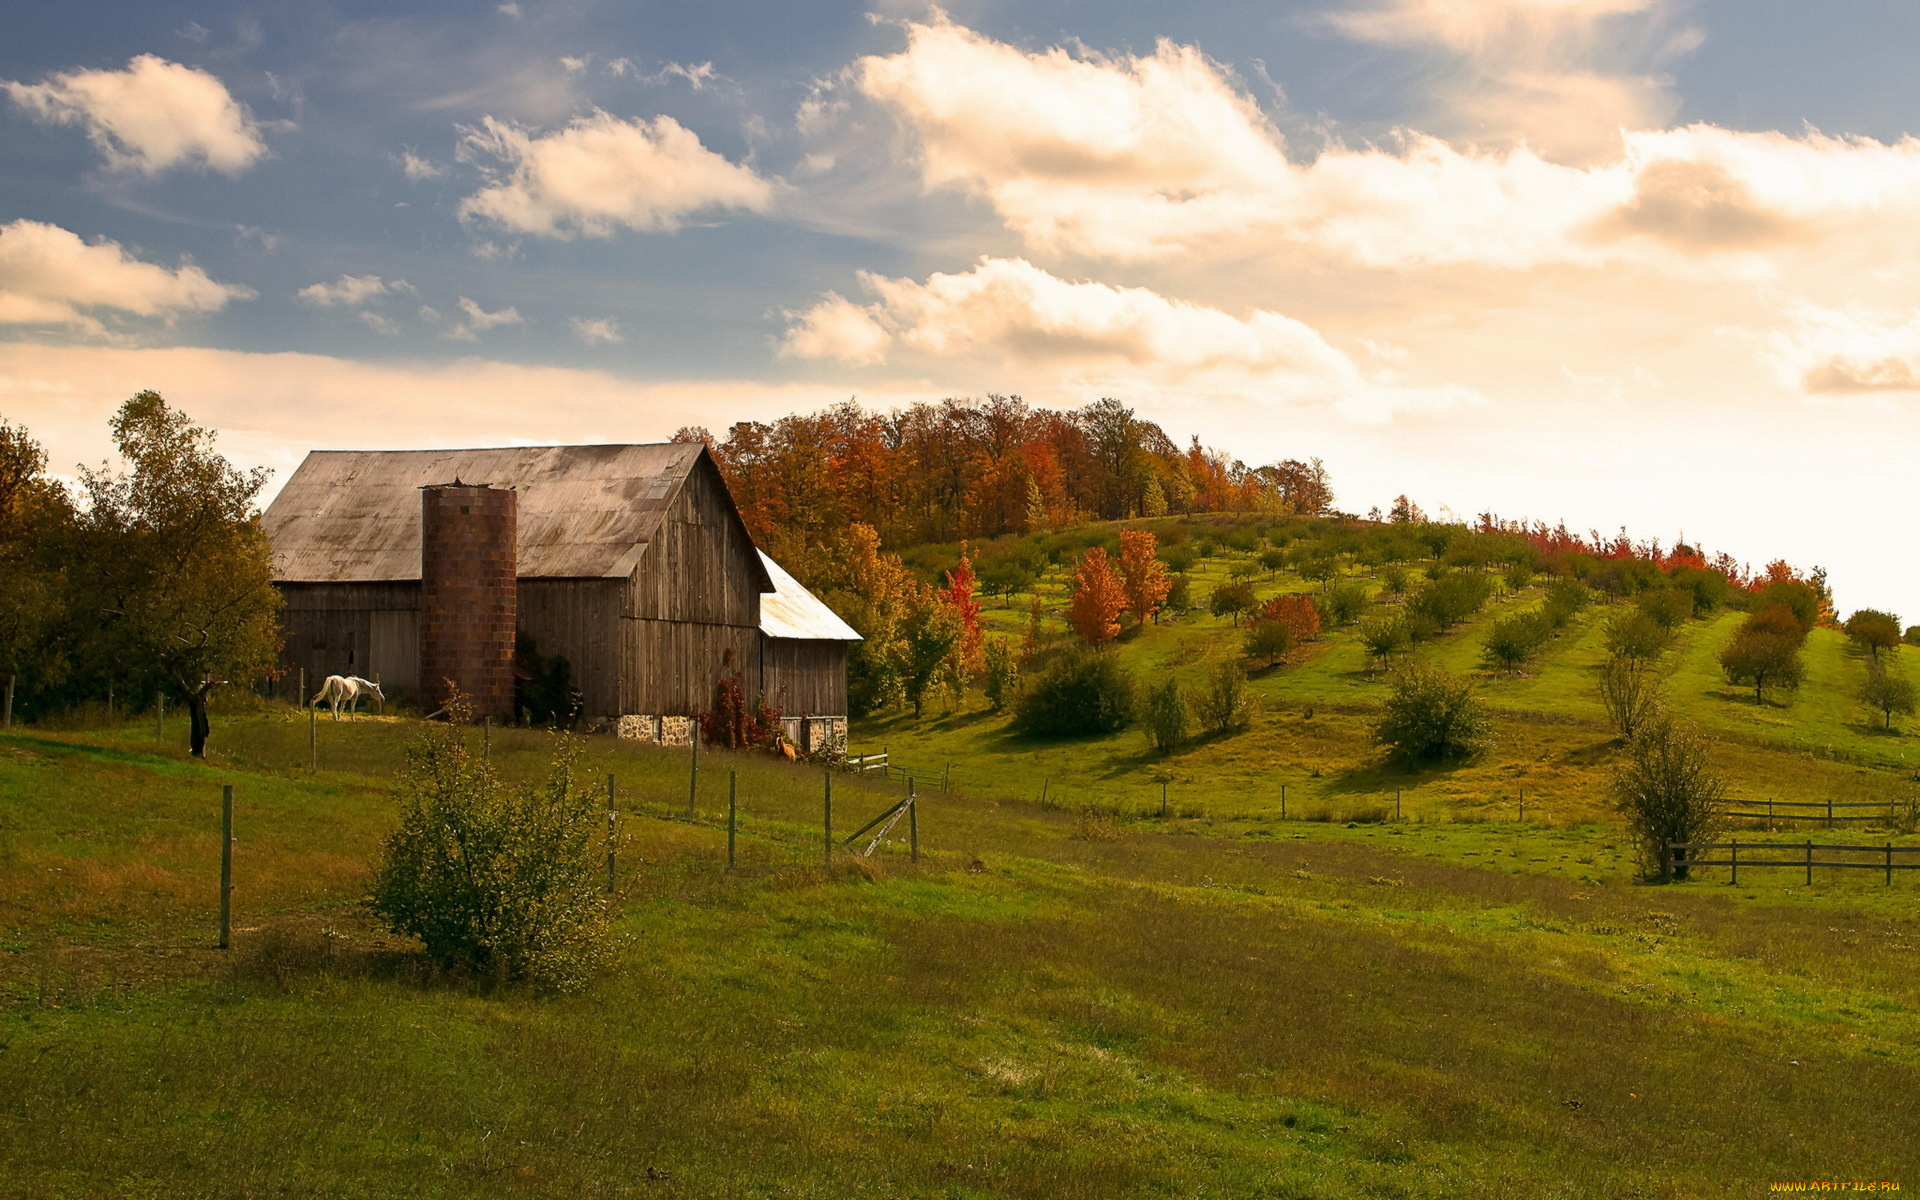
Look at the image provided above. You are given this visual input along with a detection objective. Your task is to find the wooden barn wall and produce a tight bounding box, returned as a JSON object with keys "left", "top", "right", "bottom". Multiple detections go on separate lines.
{"left": 620, "top": 619, "right": 762, "bottom": 716}
{"left": 276, "top": 582, "right": 421, "bottom": 697}
{"left": 621, "top": 456, "right": 766, "bottom": 715}
{"left": 518, "top": 579, "right": 623, "bottom": 719}
{"left": 625, "top": 457, "right": 762, "bottom": 627}
{"left": 759, "top": 638, "right": 848, "bottom": 717}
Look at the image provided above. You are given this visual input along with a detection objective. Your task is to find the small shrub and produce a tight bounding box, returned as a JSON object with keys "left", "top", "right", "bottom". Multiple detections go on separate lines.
{"left": 1409, "top": 572, "right": 1493, "bottom": 631}
{"left": 1599, "top": 654, "right": 1664, "bottom": 742}
{"left": 1141, "top": 677, "right": 1191, "bottom": 753}
{"left": 1604, "top": 610, "right": 1669, "bottom": 660}
{"left": 1501, "top": 562, "right": 1534, "bottom": 593}
{"left": 1613, "top": 715, "right": 1726, "bottom": 881}
{"left": 1543, "top": 578, "right": 1590, "bottom": 627}
{"left": 1374, "top": 665, "right": 1491, "bottom": 763}
{"left": 1194, "top": 661, "right": 1253, "bottom": 736}
{"left": 1012, "top": 649, "right": 1137, "bottom": 737}
{"left": 369, "top": 699, "right": 614, "bottom": 990}
{"left": 1637, "top": 587, "right": 1695, "bottom": 631}
{"left": 1860, "top": 666, "right": 1916, "bottom": 731}
{"left": 1381, "top": 564, "right": 1411, "bottom": 595}
{"left": 983, "top": 637, "right": 1019, "bottom": 713}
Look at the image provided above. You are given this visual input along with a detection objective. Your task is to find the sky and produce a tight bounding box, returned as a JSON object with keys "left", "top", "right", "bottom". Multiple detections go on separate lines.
{"left": 3, "top": 0, "right": 1920, "bottom": 612}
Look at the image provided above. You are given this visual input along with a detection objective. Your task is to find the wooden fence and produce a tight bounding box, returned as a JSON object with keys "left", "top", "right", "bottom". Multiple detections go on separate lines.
{"left": 844, "top": 749, "right": 950, "bottom": 793}
{"left": 1665, "top": 840, "right": 1920, "bottom": 885}
{"left": 1722, "top": 798, "right": 1911, "bottom": 827}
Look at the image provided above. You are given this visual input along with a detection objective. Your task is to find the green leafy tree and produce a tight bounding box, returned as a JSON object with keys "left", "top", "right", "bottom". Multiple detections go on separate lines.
{"left": 1012, "top": 648, "right": 1136, "bottom": 737}
{"left": 983, "top": 637, "right": 1019, "bottom": 713}
{"left": 1317, "top": 581, "right": 1370, "bottom": 627}
{"left": 1636, "top": 588, "right": 1695, "bottom": 631}
{"left": 0, "top": 419, "right": 72, "bottom": 715}
{"left": 370, "top": 696, "right": 614, "bottom": 990}
{"left": 1244, "top": 619, "right": 1293, "bottom": 667}
{"left": 1604, "top": 610, "right": 1669, "bottom": 661}
{"left": 1718, "top": 616, "right": 1804, "bottom": 703}
{"left": 1408, "top": 572, "right": 1493, "bottom": 631}
{"left": 1380, "top": 564, "right": 1411, "bottom": 595}
{"left": 1374, "top": 665, "right": 1492, "bottom": 763}
{"left": 1844, "top": 609, "right": 1902, "bottom": 662}
{"left": 70, "top": 393, "right": 280, "bottom": 756}
{"left": 1481, "top": 612, "right": 1550, "bottom": 674}
{"left": 1613, "top": 715, "right": 1726, "bottom": 882}
{"left": 1194, "top": 660, "right": 1252, "bottom": 736}
{"left": 1209, "top": 580, "right": 1257, "bottom": 627}
{"left": 1860, "top": 666, "right": 1915, "bottom": 731}
{"left": 1141, "top": 677, "right": 1190, "bottom": 753}
{"left": 1358, "top": 615, "right": 1410, "bottom": 671}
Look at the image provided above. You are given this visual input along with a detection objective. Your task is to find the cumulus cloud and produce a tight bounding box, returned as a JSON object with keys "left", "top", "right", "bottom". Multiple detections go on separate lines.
{"left": 570, "top": 316, "right": 623, "bottom": 344}
{"left": 0, "top": 219, "right": 250, "bottom": 330}
{"left": 844, "top": 18, "right": 1920, "bottom": 273}
{"left": 1327, "top": 0, "right": 1698, "bottom": 164}
{"left": 779, "top": 256, "right": 1484, "bottom": 423}
{"left": 456, "top": 111, "right": 776, "bottom": 237}
{"left": 398, "top": 149, "right": 443, "bottom": 181}
{"left": 445, "top": 296, "right": 522, "bottom": 341}
{"left": 295, "top": 274, "right": 401, "bottom": 307}
{"left": 1765, "top": 308, "right": 1920, "bottom": 396}
{"left": 3, "top": 55, "right": 266, "bottom": 175}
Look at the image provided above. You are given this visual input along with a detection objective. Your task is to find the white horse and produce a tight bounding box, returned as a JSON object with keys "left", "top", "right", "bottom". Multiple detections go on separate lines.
{"left": 313, "top": 675, "right": 385, "bottom": 721}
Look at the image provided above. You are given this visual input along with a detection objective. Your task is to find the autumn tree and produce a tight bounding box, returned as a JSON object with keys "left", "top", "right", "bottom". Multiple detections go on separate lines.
{"left": 1718, "top": 608, "right": 1805, "bottom": 704}
{"left": 1067, "top": 546, "right": 1127, "bottom": 645}
{"left": 945, "top": 545, "right": 984, "bottom": 677}
{"left": 69, "top": 393, "right": 280, "bottom": 757}
{"left": 1860, "top": 666, "right": 1915, "bottom": 731}
{"left": 1614, "top": 715, "right": 1726, "bottom": 882}
{"left": 1209, "top": 580, "right": 1257, "bottom": 627}
{"left": 0, "top": 418, "right": 71, "bottom": 714}
{"left": 1260, "top": 594, "right": 1321, "bottom": 644}
{"left": 1117, "top": 529, "right": 1171, "bottom": 626}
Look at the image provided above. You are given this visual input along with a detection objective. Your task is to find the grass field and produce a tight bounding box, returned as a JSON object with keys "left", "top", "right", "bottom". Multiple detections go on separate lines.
{"left": 4, "top": 537, "right": 1918, "bottom": 1196}
{"left": 4, "top": 696, "right": 1919, "bottom": 1197}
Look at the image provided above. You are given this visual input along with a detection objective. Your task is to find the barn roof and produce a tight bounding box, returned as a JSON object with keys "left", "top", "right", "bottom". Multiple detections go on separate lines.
{"left": 758, "top": 551, "right": 862, "bottom": 642}
{"left": 262, "top": 443, "right": 772, "bottom": 589}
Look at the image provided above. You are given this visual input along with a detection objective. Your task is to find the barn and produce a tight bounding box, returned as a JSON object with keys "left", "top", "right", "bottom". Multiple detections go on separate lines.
{"left": 259, "top": 443, "right": 859, "bottom": 752}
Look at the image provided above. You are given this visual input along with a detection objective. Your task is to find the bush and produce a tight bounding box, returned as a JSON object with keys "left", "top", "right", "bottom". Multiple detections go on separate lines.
{"left": 1318, "top": 581, "right": 1370, "bottom": 627}
{"left": 1012, "top": 649, "right": 1137, "bottom": 737}
{"left": 1164, "top": 573, "right": 1192, "bottom": 615}
{"left": 1141, "top": 677, "right": 1190, "bottom": 753}
{"left": 1244, "top": 619, "right": 1293, "bottom": 667}
{"left": 1160, "top": 544, "right": 1197, "bottom": 575}
{"left": 1358, "top": 615, "right": 1410, "bottom": 669}
{"left": 1845, "top": 609, "right": 1902, "bottom": 661}
{"left": 983, "top": 638, "right": 1019, "bottom": 713}
{"left": 1480, "top": 612, "right": 1550, "bottom": 674}
{"left": 1636, "top": 588, "right": 1695, "bottom": 631}
{"left": 1502, "top": 562, "right": 1534, "bottom": 593}
{"left": 1542, "top": 578, "right": 1590, "bottom": 629}
{"left": 1613, "top": 715, "right": 1726, "bottom": 881}
{"left": 1374, "top": 665, "right": 1491, "bottom": 763}
{"left": 1209, "top": 580, "right": 1258, "bottom": 626}
{"left": 369, "top": 701, "right": 614, "bottom": 990}
{"left": 1380, "top": 564, "right": 1411, "bottom": 595}
{"left": 1598, "top": 654, "right": 1663, "bottom": 742}
{"left": 1409, "top": 571, "right": 1494, "bottom": 631}
{"left": 1194, "top": 661, "right": 1253, "bottom": 736}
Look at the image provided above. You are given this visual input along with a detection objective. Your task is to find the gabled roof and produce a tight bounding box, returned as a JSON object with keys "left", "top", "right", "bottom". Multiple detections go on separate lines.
{"left": 758, "top": 551, "right": 862, "bottom": 642}
{"left": 262, "top": 443, "right": 771, "bottom": 590}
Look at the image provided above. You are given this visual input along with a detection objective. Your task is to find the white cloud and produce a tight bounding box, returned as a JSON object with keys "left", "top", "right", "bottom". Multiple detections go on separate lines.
{"left": 399, "top": 149, "right": 443, "bottom": 181}
{"left": 845, "top": 18, "right": 1920, "bottom": 273}
{"left": 1764, "top": 307, "right": 1920, "bottom": 396}
{"left": 1326, "top": 0, "right": 1698, "bottom": 164}
{"left": 569, "top": 316, "right": 623, "bottom": 344}
{"left": 561, "top": 56, "right": 589, "bottom": 73}
{"left": 358, "top": 311, "right": 401, "bottom": 336}
{"left": 498, "top": 3, "right": 522, "bottom": 16}
{"left": 295, "top": 274, "right": 395, "bottom": 307}
{"left": 456, "top": 110, "right": 776, "bottom": 237}
{"left": 0, "top": 219, "right": 250, "bottom": 330}
{"left": 780, "top": 256, "right": 1484, "bottom": 424}
{"left": 445, "top": 296, "right": 522, "bottom": 341}
{"left": 3, "top": 55, "right": 266, "bottom": 175}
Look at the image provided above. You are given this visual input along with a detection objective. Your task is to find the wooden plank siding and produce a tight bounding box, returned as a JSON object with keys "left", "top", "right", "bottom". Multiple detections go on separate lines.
{"left": 760, "top": 638, "right": 848, "bottom": 717}
{"left": 276, "top": 582, "right": 421, "bottom": 697}
{"left": 518, "top": 579, "right": 624, "bottom": 719}
{"left": 619, "top": 457, "right": 767, "bottom": 716}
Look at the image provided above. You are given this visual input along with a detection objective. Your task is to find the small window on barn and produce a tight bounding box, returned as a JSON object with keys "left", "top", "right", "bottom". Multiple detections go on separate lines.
{"left": 460, "top": 505, "right": 470, "bottom": 515}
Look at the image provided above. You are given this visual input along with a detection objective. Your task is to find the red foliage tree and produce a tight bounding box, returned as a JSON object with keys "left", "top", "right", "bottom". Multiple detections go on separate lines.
{"left": 1117, "top": 529, "right": 1171, "bottom": 626}
{"left": 1261, "top": 593, "right": 1322, "bottom": 644}
{"left": 945, "top": 544, "right": 984, "bottom": 675}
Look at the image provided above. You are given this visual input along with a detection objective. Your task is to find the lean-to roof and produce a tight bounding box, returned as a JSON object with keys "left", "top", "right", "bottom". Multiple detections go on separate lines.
{"left": 757, "top": 551, "right": 861, "bottom": 642}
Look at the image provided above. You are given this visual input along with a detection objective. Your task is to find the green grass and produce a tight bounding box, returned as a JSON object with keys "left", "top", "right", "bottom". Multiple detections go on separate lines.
{"left": 4, "top": 708, "right": 1920, "bottom": 1197}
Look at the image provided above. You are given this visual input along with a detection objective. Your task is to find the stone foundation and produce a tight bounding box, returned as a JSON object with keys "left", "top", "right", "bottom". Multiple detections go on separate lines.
{"left": 612, "top": 714, "right": 698, "bottom": 746}
{"left": 612, "top": 713, "right": 846, "bottom": 756}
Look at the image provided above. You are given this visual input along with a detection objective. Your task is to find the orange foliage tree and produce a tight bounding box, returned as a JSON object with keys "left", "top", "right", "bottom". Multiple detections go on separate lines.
{"left": 1068, "top": 546, "right": 1127, "bottom": 645}
{"left": 1118, "top": 529, "right": 1171, "bottom": 626}
{"left": 946, "top": 544, "right": 984, "bottom": 676}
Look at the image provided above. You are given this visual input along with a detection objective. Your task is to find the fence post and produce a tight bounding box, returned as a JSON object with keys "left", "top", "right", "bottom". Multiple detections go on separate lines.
{"left": 727, "top": 770, "right": 737, "bottom": 871}
{"left": 157, "top": 693, "right": 164, "bottom": 744}
{"left": 1161, "top": 779, "right": 1168, "bottom": 818}
{"left": 3, "top": 673, "right": 13, "bottom": 730}
{"left": 1660, "top": 839, "right": 1671, "bottom": 882}
{"left": 943, "top": 763, "right": 951, "bottom": 794}
{"left": 1887, "top": 843, "right": 1894, "bottom": 887}
{"left": 688, "top": 731, "right": 698, "bottom": 820}
{"left": 1281, "top": 783, "right": 1287, "bottom": 819}
{"left": 1768, "top": 798, "right": 1774, "bottom": 831}
{"left": 1395, "top": 790, "right": 1402, "bottom": 821}
{"left": 823, "top": 770, "right": 832, "bottom": 866}
{"left": 219, "top": 785, "right": 233, "bottom": 950}
{"left": 1730, "top": 840, "right": 1738, "bottom": 886}
{"left": 1806, "top": 840, "right": 1813, "bottom": 887}
{"left": 1040, "top": 779, "right": 1050, "bottom": 810}
{"left": 605, "top": 774, "right": 617, "bottom": 893}
{"left": 1827, "top": 797, "right": 1833, "bottom": 828}
{"left": 483, "top": 716, "right": 490, "bottom": 761}
{"left": 309, "top": 704, "right": 317, "bottom": 772}
{"left": 1518, "top": 789, "right": 1525, "bottom": 823}
{"left": 910, "top": 789, "right": 919, "bottom": 862}
{"left": 298, "top": 667, "right": 305, "bottom": 712}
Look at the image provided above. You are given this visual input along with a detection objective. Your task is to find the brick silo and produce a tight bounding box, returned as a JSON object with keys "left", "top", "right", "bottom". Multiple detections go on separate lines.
{"left": 419, "top": 482, "right": 517, "bottom": 721}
